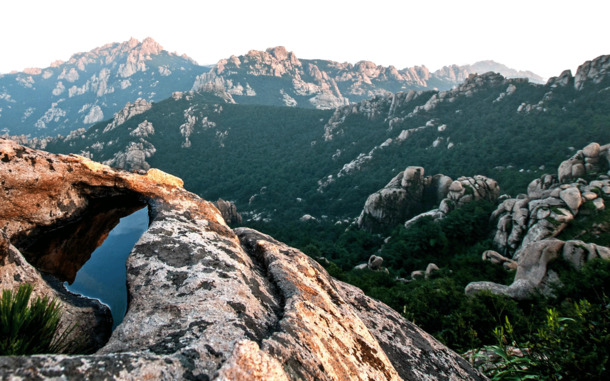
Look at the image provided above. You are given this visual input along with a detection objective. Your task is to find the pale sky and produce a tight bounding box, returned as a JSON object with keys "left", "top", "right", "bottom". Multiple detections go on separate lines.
{"left": 0, "top": 0, "right": 608, "bottom": 80}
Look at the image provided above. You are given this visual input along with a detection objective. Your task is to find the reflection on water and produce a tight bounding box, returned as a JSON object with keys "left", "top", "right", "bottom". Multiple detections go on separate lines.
{"left": 65, "top": 207, "right": 149, "bottom": 329}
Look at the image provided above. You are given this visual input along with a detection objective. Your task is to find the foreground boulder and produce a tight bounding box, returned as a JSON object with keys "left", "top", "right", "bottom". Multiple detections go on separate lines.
{"left": 0, "top": 139, "right": 483, "bottom": 380}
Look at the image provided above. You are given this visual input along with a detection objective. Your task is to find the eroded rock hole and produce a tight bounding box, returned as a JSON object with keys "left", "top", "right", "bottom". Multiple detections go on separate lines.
{"left": 65, "top": 206, "right": 149, "bottom": 329}
{"left": 13, "top": 192, "right": 149, "bottom": 339}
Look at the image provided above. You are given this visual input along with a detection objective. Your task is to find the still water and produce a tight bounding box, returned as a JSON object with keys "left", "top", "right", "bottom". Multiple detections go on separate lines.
{"left": 65, "top": 207, "right": 149, "bottom": 329}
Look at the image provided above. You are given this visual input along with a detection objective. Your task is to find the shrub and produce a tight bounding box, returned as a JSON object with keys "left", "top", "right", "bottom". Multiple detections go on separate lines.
{"left": 478, "top": 300, "right": 610, "bottom": 380}
{"left": 0, "top": 284, "right": 76, "bottom": 355}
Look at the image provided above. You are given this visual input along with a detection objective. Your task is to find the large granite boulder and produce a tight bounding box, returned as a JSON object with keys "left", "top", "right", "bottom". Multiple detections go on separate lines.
{"left": 358, "top": 165, "right": 499, "bottom": 233}
{"left": 0, "top": 139, "right": 483, "bottom": 380}
{"left": 491, "top": 143, "right": 610, "bottom": 259}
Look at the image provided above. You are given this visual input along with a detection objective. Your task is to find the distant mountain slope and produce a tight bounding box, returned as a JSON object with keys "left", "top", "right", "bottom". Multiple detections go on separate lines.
{"left": 28, "top": 55, "right": 609, "bottom": 224}
{"left": 434, "top": 60, "right": 545, "bottom": 85}
{"left": 192, "top": 46, "right": 546, "bottom": 109}
{"left": 0, "top": 37, "right": 210, "bottom": 137}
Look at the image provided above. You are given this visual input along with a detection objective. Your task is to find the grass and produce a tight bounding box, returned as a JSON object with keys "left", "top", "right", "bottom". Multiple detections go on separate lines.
{"left": 0, "top": 284, "right": 77, "bottom": 355}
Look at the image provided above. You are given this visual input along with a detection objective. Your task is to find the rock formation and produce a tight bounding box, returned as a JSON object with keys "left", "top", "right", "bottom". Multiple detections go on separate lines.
{"left": 358, "top": 166, "right": 499, "bottom": 233}
{"left": 466, "top": 239, "right": 610, "bottom": 300}
{"left": 192, "top": 46, "right": 544, "bottom": 110}
{"left": 492, "top": 143, "right": 610, "bottom": 258}
{"left": 0, "top": 139, "right": 483, "bottom": 380}
{"left": 213, "top": 198, "right": 243, "bottom": 225}
{"left": 468, "top": 142, "right": 610, "bottom": 299}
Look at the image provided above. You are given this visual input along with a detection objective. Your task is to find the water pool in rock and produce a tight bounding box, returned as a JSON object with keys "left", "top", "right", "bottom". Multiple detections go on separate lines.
{"left": 65, "top": 207, "right": 149, "bottom": 329}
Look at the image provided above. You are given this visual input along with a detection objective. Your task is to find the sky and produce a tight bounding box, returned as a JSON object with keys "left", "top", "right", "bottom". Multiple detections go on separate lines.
{"left": 0, "top": 0, "right": 608, "bottom": 79}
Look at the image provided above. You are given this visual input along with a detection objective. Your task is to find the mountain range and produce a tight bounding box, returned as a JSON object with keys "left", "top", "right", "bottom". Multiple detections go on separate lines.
{"left": 0, "top": 38, "right": 210, "bottom": 137}
{"left": 1, "top": 38, "right": 544, "bottom": 137}
{"left": 191, "top": 46, "right": 545, "bottom": 109}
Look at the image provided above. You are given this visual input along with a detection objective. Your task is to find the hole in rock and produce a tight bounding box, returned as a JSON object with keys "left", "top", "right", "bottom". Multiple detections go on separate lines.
{"left": 14, "top": 192, "right": 150, "bottom": 331}
{"left": 65, "top": 207, "right": 149, "bottom": 329}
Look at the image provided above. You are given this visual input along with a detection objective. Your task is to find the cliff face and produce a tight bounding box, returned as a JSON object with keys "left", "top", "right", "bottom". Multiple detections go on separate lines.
{"left": 0, "top": 139, "right": 483, "bottom": 380}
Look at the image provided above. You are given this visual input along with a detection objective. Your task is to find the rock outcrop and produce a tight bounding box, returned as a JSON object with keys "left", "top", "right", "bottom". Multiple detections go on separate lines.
{"left": 0, "top": 139, "right": 483, "bottom": 380}
{"left": 466, "top": 239, "right": 610, "bottom": 300}
{"left": 492, "top": 143, "right": 610, "bottom": 258}
{"left": 468, "top": 142, "right": 610, "bottom": 300}
{"left": 358, "top": 166, "right": 499, "bottom": 233}
{"left": 213, "top": 198, "right": 243, "bottom": 225}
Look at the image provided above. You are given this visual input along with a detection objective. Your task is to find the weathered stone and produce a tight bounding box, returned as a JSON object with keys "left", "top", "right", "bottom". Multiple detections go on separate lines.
{"left": 425, "top": 263, "right": 440, "bottom": 278}
{"left": 448, "top": 180, "right": 464, "bottom": 193}
{"left": 582, "top": 191, "right": 598, "bottom": 201}
{"left": 213, "top": 198, "right": 243, "bottom": 225}
{"left": 411, "top": 270, "right": 425, "bottom": 279}
{"left": 583, "top": 142, "right": 601, "bottom": 158}
{"left": 562, "top": 240, "right": 588, "bottom": 270}
{"left": 559, "top": 187, "right": 582, "bottom": 214}
{"left": 368, "top": 254, "right": 384, "bottom": 270}
{"left": 468, "top": 239, "right": 565, "bottom": 300}
{"left": 482, "top": 250, "right": 518, "bottom": 270}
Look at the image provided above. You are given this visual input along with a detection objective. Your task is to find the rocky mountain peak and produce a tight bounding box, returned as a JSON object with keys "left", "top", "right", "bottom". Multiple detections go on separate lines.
{"left": 0, "top": 38, "right": 208, "bottom": 137}
{"left": 574, "top": 54, "right": 610, "bottom": 90}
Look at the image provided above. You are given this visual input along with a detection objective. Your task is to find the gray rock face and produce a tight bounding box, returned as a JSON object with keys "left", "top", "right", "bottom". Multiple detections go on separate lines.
{"left": 357, "top": 167, "right": 426, "bottom": 232}
{"left": 358, "top": 166, "right": 500, "bottom": 233}
{"left": 0, "top": 139, "right": 484, "bottom": 380}
{"left": 491, "top": 143, "right": 610, "bottom": 258}
{"left": 574, "top": 55, "right": 610, "bottom": 91}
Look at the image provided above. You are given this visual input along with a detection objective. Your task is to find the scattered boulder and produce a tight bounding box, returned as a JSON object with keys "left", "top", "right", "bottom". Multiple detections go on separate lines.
{"left": 368, "top": 254, "right": 384, "bottom": 270}
{"left": 213, "top": 198, "right": 242, "bottom": 224}
{"left": 482, "top": 250, "right": 518, "bottom": 270}
{"left": 425, "top": 263, "right": 440, "bottom": 278}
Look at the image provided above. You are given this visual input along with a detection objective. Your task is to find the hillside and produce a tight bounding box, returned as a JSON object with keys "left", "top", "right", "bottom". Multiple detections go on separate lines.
{"left": 0, "top": 37, "right": 210, "bottom": 137}
{"left": 27, "top": 54, "right": 609, "bottom": 225}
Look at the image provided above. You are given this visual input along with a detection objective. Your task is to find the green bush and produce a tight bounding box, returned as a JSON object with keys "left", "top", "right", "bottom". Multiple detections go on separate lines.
{"left": 0, "top": 284, "right": 75, "bottom": 355}
{"left": 479, "top": 300, "right": 610, "bottom": 380}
